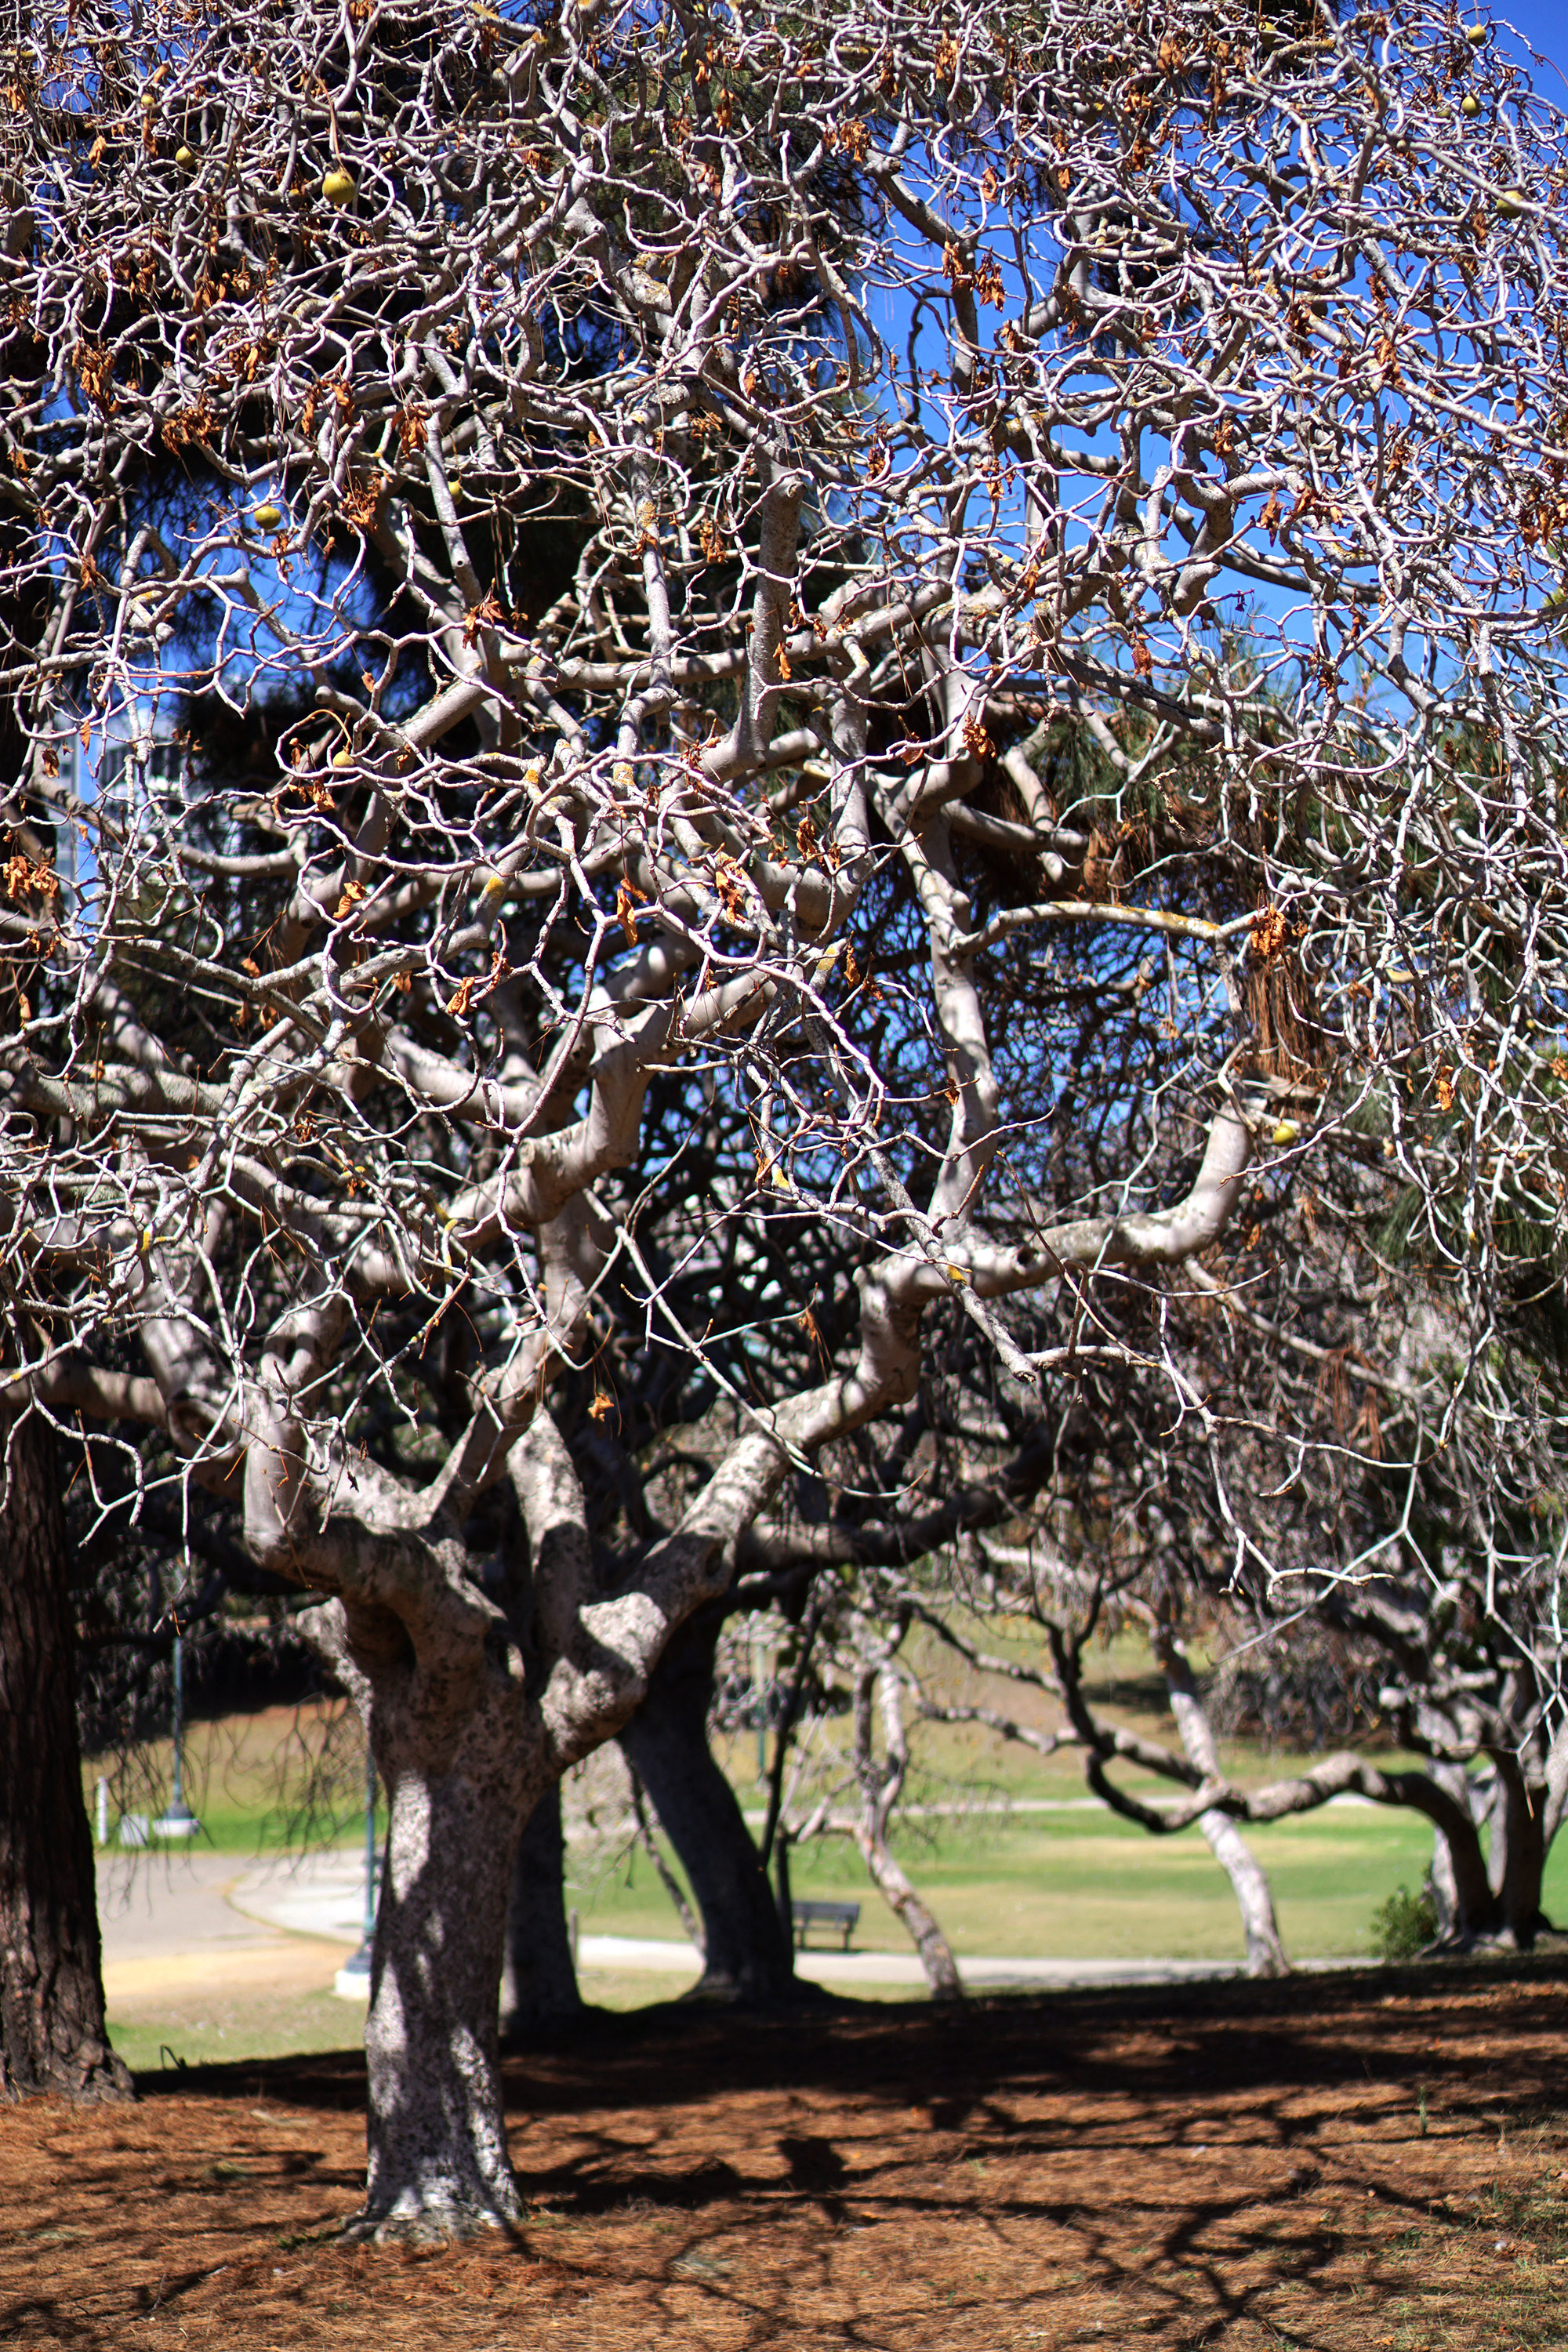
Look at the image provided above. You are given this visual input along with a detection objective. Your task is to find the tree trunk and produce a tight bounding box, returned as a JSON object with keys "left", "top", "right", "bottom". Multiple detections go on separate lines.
{"left": 0, "top": 1414, "right": 132, "bottom": 2104}
{"left": 1402, "top": 1763, "right": 1498, "bottom": 1947}
{"left": 1544, "top": 1717, "right": 1568, "bottom": 1854}
{"left": 499, "top": 1780, "right": 584, "bottom": 2041}
{"left": 1428, "top": 1796, "right": 1461, "bottom": 1944}
{"left": 1486, "top": 1754, "right": 1548, "bottom": 1949}
{"left": 850, "top": 1655, "right": 963, "bottom": 1999}
{"left": 851, "top": 1820, "right": 964, "bottom": 1998}
{"left": 359, "top": 1740, "right": 530, "bottom": 2235}
{"left": 618, "top": 1609, "right": 797, "bottom": 2002}
{"left": 1196, "top": 1809, "right": 1290, "bottom": 1976}
{"left": 1161, "top": 1641, "right": 1290, "bottom": 1977}
{"left": 775, "top": 1823, "right": 793, "bottom": 1946}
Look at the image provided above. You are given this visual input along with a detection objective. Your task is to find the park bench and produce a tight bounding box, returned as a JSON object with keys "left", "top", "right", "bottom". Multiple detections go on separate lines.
{"left": 790, "top": 1897, "right": 860, "bottom": 1951}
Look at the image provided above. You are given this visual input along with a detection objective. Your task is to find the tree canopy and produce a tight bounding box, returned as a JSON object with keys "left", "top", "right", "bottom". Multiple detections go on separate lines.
{"left": 4, "top": 0, "right": 1568, "bottom": 2230}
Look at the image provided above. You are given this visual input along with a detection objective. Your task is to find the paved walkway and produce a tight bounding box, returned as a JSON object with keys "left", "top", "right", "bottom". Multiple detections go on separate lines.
{"left": 96, "top": 1848, "right": 354, "bottom": 2005}
{"left": 98, "top": 1847, "right": 272, "bottom": 1962}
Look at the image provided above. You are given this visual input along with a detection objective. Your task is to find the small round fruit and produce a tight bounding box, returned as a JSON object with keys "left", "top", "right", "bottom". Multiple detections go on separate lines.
{"left": 1271, "top": 1120, "right": 1301, "bottom": 1147}
{"left": 1465, "top": 20, "right": 1487, "bottom": 42}
{"left": 321, "top": 167, "right": 357, "bottom": 205}
{"left": 175, "top": 143, "right": 197, "bottom": 166}
{"left": 140, "top": 90, "right": 157, "bottom": 111}
{"left": 252, "top": 502, "right": 282, "bottom": 529}
{"left": 1461, "top": 93, "right": 1481, "bottom": 118}
{"left": 1497, "top": 187, "right": 1526, "bottom": 217}
{"left": 332, "top": 748, "right": 354, "bottom": 769}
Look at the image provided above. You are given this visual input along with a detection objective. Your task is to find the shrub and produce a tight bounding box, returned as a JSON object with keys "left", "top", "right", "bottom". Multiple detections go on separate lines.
{"left": 1372, "top": 1885, "right": 1439, "bottom": 1962}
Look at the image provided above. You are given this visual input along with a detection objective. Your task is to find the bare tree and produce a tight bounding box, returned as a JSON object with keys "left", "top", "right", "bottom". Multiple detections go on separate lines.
{"left": 3, "top": 0, "right": 1567, "bottom": 2231}
{"left": 776, "top": 1595, "right": 966, "bottom": 1998}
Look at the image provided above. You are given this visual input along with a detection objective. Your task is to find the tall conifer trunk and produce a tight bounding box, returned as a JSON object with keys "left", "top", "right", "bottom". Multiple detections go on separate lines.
{"left": 0, "top": 1414, "right": 131, "bottom": 2104}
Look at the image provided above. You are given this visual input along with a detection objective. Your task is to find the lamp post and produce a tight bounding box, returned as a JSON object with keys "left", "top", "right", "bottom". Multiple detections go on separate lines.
{"left": 334, "top": 1735, "right": 379, "bottom": 1999}
{"left": 152, "top": 1628, "right": 200, "bottom": 1838}
{"left": 752, "top": 1630, "right": 769, "bottom": 1786}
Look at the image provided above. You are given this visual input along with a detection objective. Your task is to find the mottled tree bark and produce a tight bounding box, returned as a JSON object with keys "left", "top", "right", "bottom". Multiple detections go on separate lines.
{"left": 618, "top": 1609, "right": 798, "bottom": 2002}
{"left": 1428, "top": 1783, "right": 1462, "bottom": 1944}
{"left": 0, "top": 1414, "right": 131, "bottom": 2104}
{"left": 850, "top": 1818, "right": 962, "bottom": 1998}
{"left": 499, "top": 1780, "right": 584, "bottom": 2039}
{"left": 360, "top": 1714, "right": 532, "bottom": 2233}
{"left": 308, "top": 1587, "right": 537, "bottom": 2235}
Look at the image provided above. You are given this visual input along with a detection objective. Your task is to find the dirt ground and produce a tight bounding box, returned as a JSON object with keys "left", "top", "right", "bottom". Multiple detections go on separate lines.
{"left": 5, "top": 1962, "right": 1568, "bottom": 2352}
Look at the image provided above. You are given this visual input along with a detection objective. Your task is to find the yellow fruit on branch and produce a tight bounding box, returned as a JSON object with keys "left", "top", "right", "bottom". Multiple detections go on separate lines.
{"left": 251, "top": 503, "right": 282, "bottom": 529}
{"left": 1461, "top": 93, "right": 1480, "bottom": 118}
{"left": 321, "top": 168, "right": 357, "bottom": 206}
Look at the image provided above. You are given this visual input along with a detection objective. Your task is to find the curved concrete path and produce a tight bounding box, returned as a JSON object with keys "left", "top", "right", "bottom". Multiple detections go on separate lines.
{"left": 96, "top": 1847, "right": 354, "bottom": 2009}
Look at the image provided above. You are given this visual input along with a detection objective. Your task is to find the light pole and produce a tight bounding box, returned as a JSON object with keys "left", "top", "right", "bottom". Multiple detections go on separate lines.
{"left": 334, "top": 1735, "right": 379, "bottom": 1999}
{"left": 152, "top": 1627, "right": 200, "bottom": 1839}
{"left": 752, "top": 1630, "right": 769, "bottom": 1786}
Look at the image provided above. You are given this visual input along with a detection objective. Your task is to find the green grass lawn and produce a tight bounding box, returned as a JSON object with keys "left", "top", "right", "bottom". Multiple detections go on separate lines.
{"left": 86, "top": 1701, "right": 372, "bottom": 1855}
{"left": 92, "top": 1659, "right": 1568, "bottom": 1982}
{"left": 569, "top": 1796, "right": 1525, "bottom": 1964}
{"left": 107, "top": 1984, "right": 362, "bottom": 2075}
{"left": 98, "top": 1733, "right": 1568, "bottom": 2071}
{"left": 95, "top": 1628, "right": 1392, "bottom": 1853}
{"left": 104, "top": 1965, "right": 699, "bottom": 2073}
{"left": 92, "top": 1636, "right": 1568, "bottom": 2074}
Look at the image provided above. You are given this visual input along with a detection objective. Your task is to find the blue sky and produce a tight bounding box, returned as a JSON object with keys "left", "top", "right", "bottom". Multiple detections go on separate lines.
{"left": 1507, "top": 2, "right": 1568, "bottom": 85}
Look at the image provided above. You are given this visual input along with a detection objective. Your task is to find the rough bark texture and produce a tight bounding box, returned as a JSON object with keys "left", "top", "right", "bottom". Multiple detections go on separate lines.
{"left": 296, "top": 1404, "right": 782, "bottom": 2234}
{"left": 619, "top": 1610, "right": 798, "bottom": 2002}
{"left": 1399, "top": 1772, "right": 1496, "bottom": 1945}
{"left": 0, "top": 1414, "right": 132, "bottom": 2105}
{"left": 1428, "top": 1780, "right": 1463, "bottom": 1945}
{"left": 1417, "top": 1764, "right": 1521, "bottom": 1950}
{"left": 307, "top": 1594, "right": 536, "bottom": 2237}
{"left": 499, "top": 1780, "right": 584, "bottom": 2040}
{"left": 361, "top": 1740, "right": 530, "bottom": 2234}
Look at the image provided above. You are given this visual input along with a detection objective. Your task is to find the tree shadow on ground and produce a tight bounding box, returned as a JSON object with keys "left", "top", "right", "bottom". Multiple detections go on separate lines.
{"left": 5, "top": 1959, "right": 1568, "bottom": 2351}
